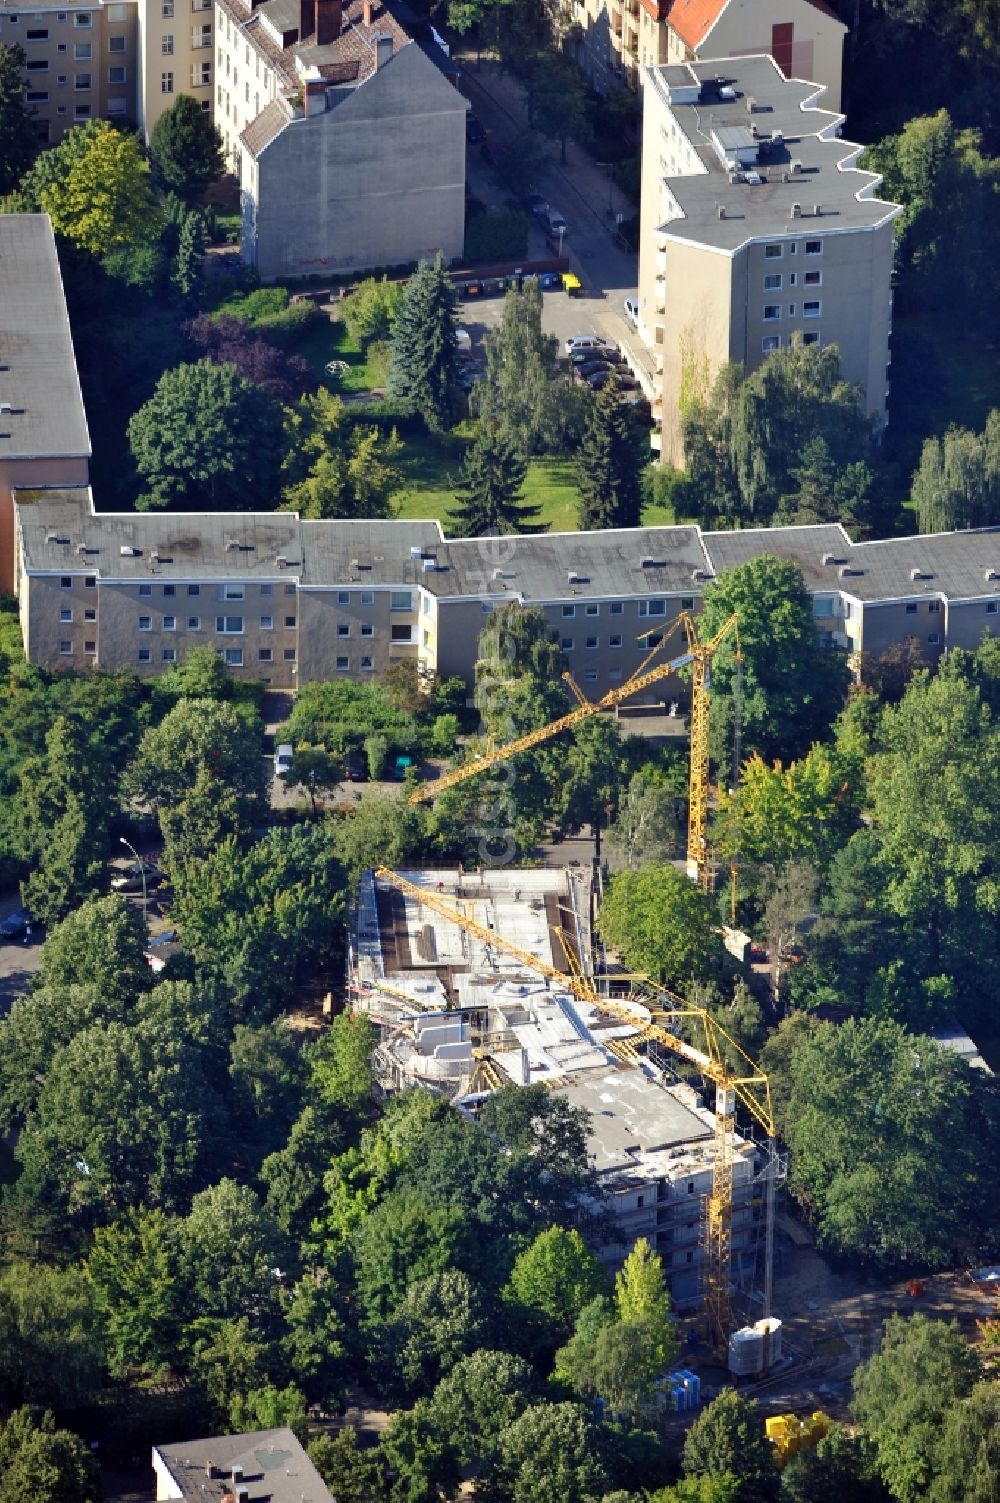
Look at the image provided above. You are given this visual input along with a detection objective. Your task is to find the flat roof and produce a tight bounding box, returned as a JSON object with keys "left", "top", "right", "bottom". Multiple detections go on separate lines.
{"left": 0, "top": 215, "right": 90, "bottom": 464}
{"left": 645, "top": 55, "right": 899, "bottom": 252}
{"left": 558, "top": 1069, "right": 713, "bottom": 1174}
{"left": 153, "top": 1428, "right": 333, "bottom": 1503}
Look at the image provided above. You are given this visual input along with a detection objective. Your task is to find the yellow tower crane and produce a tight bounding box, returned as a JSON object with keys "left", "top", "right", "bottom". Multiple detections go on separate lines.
{"left": 408, "top": 612, "right": 740, "bottom": 890}
{"left": 373, "top": 866, "right": 774, "bottom": 1347}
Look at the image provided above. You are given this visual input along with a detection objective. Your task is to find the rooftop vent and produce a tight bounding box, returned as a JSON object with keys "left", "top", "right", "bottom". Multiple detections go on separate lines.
{"left": 236, "top": 1489, "right": 249, "bottom": 1503}
{"left": 0, "top": 402, "right": 12, "bottom": 416}
{"left": 789, "top": 203, "right": 801, "bottom": 219}
{"left": 838, "top": 565, "right": 863, "bottom": 578}
{"left": 771, "top": 129, "right": 784, "bottom": 147}
{"left": 231, "top": 1464, "right": 244, "bottom": 1482}
{"left": 76, "top": 543, "right": 88, "bottom": 555}
{"left": 821, "top": 552, "right": 847, "bottom": 566}
{"left": 422, "top": 557, "right": 437, "bottom": 572}
{"left": 745, "top": 95, "right": 757, "bottom": 113}
{"left": 985, "top": 569, "right": 1000, "bottom": 582}
{"left": 719, "top": 84, "right": 736, "bottom": 102}
{"left": 409, "top": 546, "right": 423, "bottom": 558}
{"left": 790, "top": 159, "right": 803, "bottom": 175}
{"left": 225, "top": 538, "right": 241, "bottom": 552}
{"left": 717, "top": 204, "right": 726, "bottom": 219}
{"left": 640, "top": 557, "right": 665, "bottom": 569}
{"left": 120, "top": 545, "right": 138, "bottom": 557}
{"left": 910, "top": 567, "right": 933, "bottom": 581}
{"left": 745, "top": 170, "right": 763, "bottom": 185}
{"left": 276, "top": 555, "right": 288, "bottom": 568}
{"left": 567, "top": 570, "right": 588, "bottom": 584}
{"left": 691, "top": 568, "right": 712, "bottom": 582}
{"left": 813, "top": 203, "right": 822, "bottom": 216}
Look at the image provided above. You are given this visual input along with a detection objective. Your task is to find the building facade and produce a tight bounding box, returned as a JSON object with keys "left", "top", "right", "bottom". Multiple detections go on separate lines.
{"left": 0, "top": 0, "right": 138, "bottom": 142}
{"left": 637, "top": 56, "right": 898, "bottom": 464}
{"left": 12, "top": 492, "right": 1000, "bottom": 691}
{"left": 564, "top": 0, "right": 844, "bottom": 105}
{"left": 135, "top": 0, "right": 213, "bottom": 140}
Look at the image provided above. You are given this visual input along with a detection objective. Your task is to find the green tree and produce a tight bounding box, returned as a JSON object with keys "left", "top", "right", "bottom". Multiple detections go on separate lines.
{"left": 309, "top": 1428, "right": 387, "bottom": 1503}
{"left": 329, "top": 794, "right": 431, "bottom": 884}
{"left": 506, "top": 1226, "right": 607, "bottom": 1335}
{"left": 18, "top": 716, "right": 110, "bottom": 924}
{"left": 309, "top": 1010, "right": 376, "bottom": 1120}
{"left": 388, "top": 254, "right": 460, "bottom": 432}
{"left": 379, "top": 1269, "right": 491, "bottom": 1398}
{"left": 451, "top": 424, "right": 540, "bottom": 537}
{"left": 499, "top": 1402, "right": 607, "bottom": 1503}
{"left": 149, "top": 93, "right": 225, "bottom": 195}
{"left": 614, "top": 1237, "right": 676, "bottom": 1369}
{"left": 911, "top": 410, "right": 1000, "bottom": 533}
{"left": 380, "top": 1398, "right": 460, "bottom": 1503}
{"left": 229, "top": 1019, "right": 307, "bottom": 1162}
{"left": 342, "top": 275, "right": 405, "bottom": 345}
{"left": 285, "top": 745, "right": 340, "bottom": 811}
{"left": 178, "top": 1177, "right": 288, "bottom": 1332}
{"left": 764, "top": 1017, "right": 979, "bottom": 1266}
{"left": 281, "top": 387, "right": 403, "bottom": 520}
{"left": 682, "top": 1390, "right": 779, "bottom": 1503}
{"left": 474, "top": 280, "right": 561, "bottom": 455}
{"left": 21, "top": 119, "right": 158, "bottom": 255}
{"left": 352, "top": 1186, "right": 470, "bottom": 1326}
{"left": 0, "top": 44, "right": 37, "bottom": 195}
{"left": 600, "top": 864, "right": 724, "bottom": 986}
{"left": 528, "top": 49, "right": 587, "bottom": 165}
{"left": 38, "top": 893, "right": 149, "bottom": 1005}
{"left": 555, "top": 716, "right": 629, "bottom": 840}
{"left": 86, "top": 1208, "right": 181, "bottom": 1377}
{"left": 606, "top": 766, "right": 685, "bottom": 869}
{"left": 780, "top": 1424, "right": 887, "bottom": 1503}
{"left": 127, "top": 361, "right": 285, "bottom": 511}
{"left": 577, "top": 371, "right": 643, "bottom": 531}
{"left": 0, "top": 1264, "right": 104, "bottom": 1410}
{"left": 721, "top": 742, "right": 861, "bottom": 874}
{"left": 697, "top": 556, "right": 851, "bottom": 764}
{"left": 0, "top": 1408, "right": 100, "bottom": 1503}
{"left": 427, "top": 1349, "right": 537, "bottom": 1472}
{"left": 172, "top": 206, "right": 208, "bottom": 304}
{"left": 928, "top": 1381, "right": 1000, "bottom": 1503}
{"left": 852, "top": 1314, "right": 980, "bottom": 1503}
{"left": 781, "top": 434, "right": 874, "bottom": 532}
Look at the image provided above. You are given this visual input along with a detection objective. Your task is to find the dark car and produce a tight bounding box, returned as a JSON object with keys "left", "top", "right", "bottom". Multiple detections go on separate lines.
{"left": 585, "top": 368, "right": 615, "bottom": 389}
{"left": 0, "top": 909, "right": 30, "bottom": 941}
{"left": 570, "top": 349, "right": 612, "bottom": 368}
{"left": 578, "top": 360, "right": 615, "bottom": 380}
{"left": 344, "top": 749, "right": 368, "bottom": 782}
{"left": 466, "top": 113, "right": 486, "bottom": 143}
{"left": 525, "top": 191, "right": 548, "bottom": 220}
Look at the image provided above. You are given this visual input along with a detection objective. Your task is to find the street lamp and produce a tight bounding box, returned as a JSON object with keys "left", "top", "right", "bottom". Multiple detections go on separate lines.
{"left": 119, "top": 835, "right": 147, "bottom": 924}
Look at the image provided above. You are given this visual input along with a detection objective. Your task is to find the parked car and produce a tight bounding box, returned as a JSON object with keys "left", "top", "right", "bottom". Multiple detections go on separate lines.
{"left": 624, "top": 295, "right": 639, "bottom": 327}
{"left": 565, "top": 334, "right": 614, "bottom": 356}
{"left": 111, "top": 863, "right": 164, "bottom": 895}
{"left": 466, "top": 113, "right": 486, "bottom": 143}
{"left": 0, "top": 909, "right": 30, "bottom": 941}
{"left": 570, "top": 347, "right": 622, "bottom": 367}
{"left": 344, "top": 749, "right": 368, "bottom": 782}
{"left": 274, "top": 742, "right": 293, "bottom": 776}
{"left": 585, "top": 368, "right": 618, "bottom": 389}
{"left": 577, "top": 359, "right": 615, "bottom": 380}
{"left": 545, "top": 209, "right": 568, "bottom": 239}
{"left": 391, "top": 754, "right": 415, "bottom": 781}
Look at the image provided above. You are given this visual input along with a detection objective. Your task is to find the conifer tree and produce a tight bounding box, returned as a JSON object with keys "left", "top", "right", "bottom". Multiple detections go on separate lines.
{"left": 451, "top": 425, "right": 542, "bottom": 537}
{"left": 576, "top": 372, "right": 643, "bottom": 531}
{"left": 172, "top": 208, "right": 207, "bottom": 304}
{"left": 388, "top": 254, "right": 460, "bottom": 433}
{"left": 0, "top": 43, "right": 38, "bottom": 195}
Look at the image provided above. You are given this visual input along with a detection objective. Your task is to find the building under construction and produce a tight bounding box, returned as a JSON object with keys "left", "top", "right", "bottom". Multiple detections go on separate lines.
{"left": 349, "top": 864, "right": 780, "bottom": 1319}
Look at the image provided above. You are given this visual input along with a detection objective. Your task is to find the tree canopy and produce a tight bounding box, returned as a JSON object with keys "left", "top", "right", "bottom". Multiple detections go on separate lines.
{"left": 149, "top": 94, "right": 225, "bottom": 195}
{"left": 0, "top": 43, "right": 38, "bottom": 195}
{"left": 388, "top": 255, "right": 460, "bottom": 432}
{"left": 21, "top": 120, "right": 159, "bottom": 256}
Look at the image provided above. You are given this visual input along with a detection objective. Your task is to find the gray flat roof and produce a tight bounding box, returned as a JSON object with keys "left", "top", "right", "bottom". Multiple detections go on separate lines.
{"left": 0, "top": 215, "right": 90, "bottom": 463}
{"left": 153, "top": 1428, "right": 333, "bottom": 1503}
{"left": 558, "top": 1070, "right": 712, "bottom": 1174}
{"left": 645, "top": 55, "right": 899, "bottom": 252}
{"left": 702, "top": 523, "right": 1000, "bottom": 604}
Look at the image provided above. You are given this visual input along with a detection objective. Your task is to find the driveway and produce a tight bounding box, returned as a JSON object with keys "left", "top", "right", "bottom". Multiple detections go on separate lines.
{"left": 0, "top": 895, "right": 42, "bottom": 1018}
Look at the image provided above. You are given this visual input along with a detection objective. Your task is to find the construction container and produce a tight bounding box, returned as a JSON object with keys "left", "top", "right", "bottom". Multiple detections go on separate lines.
{"left": 728, "top": 1325, "right": 765, "bottom": 1377}
{"left": 674, "top": 1368, "right": 701, "bottom": 1408}
{"left": 755, "top": 1316, "right": 783, "bottom": 1369}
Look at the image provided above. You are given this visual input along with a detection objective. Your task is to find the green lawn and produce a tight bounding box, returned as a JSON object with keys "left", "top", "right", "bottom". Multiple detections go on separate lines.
{"left": 391, "top": 432, "right": 582, "bottom": 532}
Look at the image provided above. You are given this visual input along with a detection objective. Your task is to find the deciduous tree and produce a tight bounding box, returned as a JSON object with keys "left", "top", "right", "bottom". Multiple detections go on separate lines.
{"left": 499, "top": 1402, "right": 607, "bottom": 1503}
{"left": 600, "top": 864, "right": 724, "bottom": 986}
{"left": 22, "top": 119, "right": 159, "bottom": 255}
{"left": 682, "top": 1391, "right": 778, "bottom": 1503}
{"left": 0, "top": 1407, "right": 100, "bottom": 1503}
{"left": 506, "top": 1226, "right": 607, "bottom": 1335}
{"left": 281, "top": 386, "right": 403, "bottom": 519}
{"left": 911, "top": 409, "right": 1000, "bottom": 533}
{"left": 149, "top": 93, "right": 225, "bottom": 195}
{"left": 18, "top": 717, "right": 111, "bottom": 924}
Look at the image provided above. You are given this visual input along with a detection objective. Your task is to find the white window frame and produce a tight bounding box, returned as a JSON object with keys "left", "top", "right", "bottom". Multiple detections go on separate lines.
{"left": 763, "top": 305, "right": 781, "bottom": 322}
{"left": 764, "top": 243, "right": 782, "bottom": 259}
{"left": 764, "top": 273, "right": 781, "bottom": 291}
{"left": 223, "top": 583, "right": 245, "bottom": 600}
{"left": 762, "top": 335, "right": 780, "bottom": 353}
{"left": 216, "top": 615, "right": 244, "bottom": 634}
{"left": 803, "top": 300, "right": 822, "bottom": 318}
{"left": 260, "top": 615, "right": 273, "bottom": 630}
{"left": 805, "top": 239, "right": 822, "bottom": 256}
{"left": 224, "top": 647, "right": 244, "bottom": 666}
{"left": 163, "top": 615, "right": 176, "bottom": 631}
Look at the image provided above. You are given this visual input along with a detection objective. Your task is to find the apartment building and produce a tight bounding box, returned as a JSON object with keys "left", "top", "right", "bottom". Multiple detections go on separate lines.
{"left": 135, "top": 0, "right": 212, "bottom": 138}
{"left": 0, "top": 216, "right": 90, "bottom": 594}
{"left": 636, "top": 56, "right": 898, "bottom": 464}
{"left": 13, "top": 491, "right": 1000, "bottom": 690}
{"left": 564, "top": 0, "right": 844, "bottom": 105}
{"left": 212, "top": 0, "right": 465, "bottom": 281}
{"left": 0, "top": 0, "right": 138, "bottom": 141}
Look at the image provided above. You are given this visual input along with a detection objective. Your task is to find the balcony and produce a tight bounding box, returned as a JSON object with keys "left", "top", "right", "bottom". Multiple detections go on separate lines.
{"left": 610, "top": 6, "right": 623, "bottom": 33}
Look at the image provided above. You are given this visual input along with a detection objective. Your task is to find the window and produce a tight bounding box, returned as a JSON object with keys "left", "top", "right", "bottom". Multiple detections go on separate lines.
{"left": 60, "top": 608, "right": 73, "bottom": 622}
{"left": 74, "top": 102, "right": 90, "bottom": 116}
{"left": 109, "top": 33, "right": 125, "bottom": 49}
{"left": 191, "top": 60, "right": 210, "bottom": 84}
{"left": 764, "top": 273, "right": 781, "bottom": 291}
{"left": 609, "top": 602, "right": 623, "bottom": 616}
{"left": 988, "top": 602, "right": 998, "bottom": 615}
{"left": 223, "top": 583, "right": 244, "bottom": 600}
{"left": 84, "top": 608, "right": 96, "bottom": 622}
{"left": 26, "top": 90, "right": 49, "bottom": 101}
{"left": 191, "top": 22, "right": 211, "bottom": 46}
{"left": 561, "top": 637, "right": 573, "bottom": 650}
{"left": 258, "top": 647, "right": 272, "bottom": 662}
{"left": 162, "top": 584, "right": 175, "bottom": 597}
{"left": 163, "top": 615, "right": 176, "bottom": 630}
{"left": 162, "top": 648, "right": 176, "bottom": 663}
{"left": 187, "top": 584, "right": 200, "bottom": 596}
{"left": 361, "top": 623, "right": 374, "bottom": 637}
{"left": 337, "top": 623, "right": 350, "bottom": 637}
{"left": 284, "top": 615, "right": 296, "bottom": 629}
{"left": 762, "top": 335, "right": 780, "bottom": 353}
{"left": 360, "top": 655, "right": 374, "bottom": 671}
{"left": 390, "top": 624, "right": 412, "bottom": 643}
{"left": 260, "top": 615, "right": 273, "bottom": 630}
{"left": 584, "top": 670, "right": 598, "bottom": 683}
{"left": 107, "top": 96, "right": 126, "bottom": 114}
{"left": 789, "top": 272, "right": 797, "bottom": 287}
{"left": 928, "top": 600, "right": 941, "bottom": 614}
{"left": 60, "top": 576, "right": 72, "bottom": 589}
{"left": 84, "top": 640, "right": 96, "bottom": 655}
{"left": 139, "top": 583, "right": 152, "bottom": 597}
{"left": 905, "top": 604, "right": 917, "bottom": 615}
{"left": 336, "top": 656, "right": 349, "bottom": 671}
{"left": 585, "top": 636, "right": 598, "bottom": 649}
{"left": 187, "top": 616, "right": 201, "bottom": 629}
{"left": 562, "top": 605, "right": 575, "bottom": 618}
{"left": 259, "top": 584, "right": 272, "bottom": 596}
{"left": 138, "top": 616, "right": 151, "bottom": 630}
{"left": 802, "top": 331, "right": 820, "bottom": 346}
{"left": 390, "top": 591, "right": 412, "bottom": 611}
{"left": 284, "top": 583, "right": 294, "bottom": 596}
{"left": 787, "top": 303, "right": 796, "bottom": 317}
{"left": 107, "top": 1, "right": 129, "bottom": 14}
{"left": 161, "top": 69, "right": 173, "bottom": 89}
{"left": 361, "top": 590, "right": 374, "bottom": 605}
{"left": 610, "top": 634, "right": 622, "bottom": 648}
{"left": 224, "top": 647, "right": 243, "bottom": 666}
{"left": 803, "top": 300, "right": 821, "bottom": 318}
{"left": 26, "top": 26, "right": 49, "bottom": 37}
{"left": 805, "top": 239, "right": 822, "bottom": 256}
{"left": 108, "top": 65, "right": 126, "bottom": 82}
{"left": 680, "top": 596, "right": 694, "bottom": 610}
{"left": 763, "top": 305, "right": 781, "bottom": 322}
{"left": 928, "top": 633, "right": 940, "bottom": 645}
{"left": 609, "top": 668, "right": 623, "bottom": 682}
{"left": 26, "top": 59, "right": 49, "bottom": 71}
{"left": 73, "top": 39, "right": 91, "bottom": 56}
{"left": 163, "top": 29, "right": 175, "bottom": 48}
{"left": 638, "top": 599, "right": 665, "bottom": 617}
{"left": 764, "top": 243, "right": 782, "bottom": 259}
{"left": 74, "top": 10, "right": 92, "bottom": 22}
{"left": 138, "top": 648, "right": 151, "bottom": 664}
{"left": 585, "top": 604, "right": 599, "bottom": 617}
{"left": 804, "top": 269, "right": 822, "bottom": 286}
{"left": 687, "top": 1181, "right": 695, "bottom": 1194}
{"left": 216, "top": 615, "right": 244, "bottom": 633}
{"left": 161, "top": 0, "right": 173, "bottom": 13}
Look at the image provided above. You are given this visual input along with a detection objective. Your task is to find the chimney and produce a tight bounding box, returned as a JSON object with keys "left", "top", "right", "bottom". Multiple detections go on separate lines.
{"left": 362, "top": 0, "right": 374, "bottom": 22}
{"left": 316, "top": 0, "right": 342, "bottom": 43}
{"left": 375, "top": 32, "right": 392, "bottom": 67}
{"left": 299, "top": 0, "right": 315, "bottom": 38}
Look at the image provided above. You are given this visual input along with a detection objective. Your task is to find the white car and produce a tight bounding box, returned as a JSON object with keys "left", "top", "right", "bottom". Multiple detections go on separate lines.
{"left": 624, "top": 296, "right": 639, "bottom": 327}
{"left": 565, "top": 334, "right": 614, "bottom": 356}
{"left": 274, "top": 743, "right": 294, "bottom": 777}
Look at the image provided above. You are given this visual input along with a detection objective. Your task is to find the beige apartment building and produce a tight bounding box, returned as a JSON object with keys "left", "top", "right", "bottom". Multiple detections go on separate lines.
{"left": 564, "top": 0, "right": 844, "bottom": 105}
{"left": 135, "top": 0, "right": 213, "bottom": 138}
{"left": 12, "top": 490, "right": 1000, "bottom": 692}
{"left": 636, "top": 56, "right": 898, "bottom": 464}
{"left": 0, "top": 215, "right": 90, "bottom": 593}
{"left": 0, "top": 0, "right": 138, "bottom": 141}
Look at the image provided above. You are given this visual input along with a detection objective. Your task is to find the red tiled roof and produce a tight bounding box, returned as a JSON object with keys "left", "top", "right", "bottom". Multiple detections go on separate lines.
{"left": 666, "top": 0, "right": 842, "bottom": 51}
